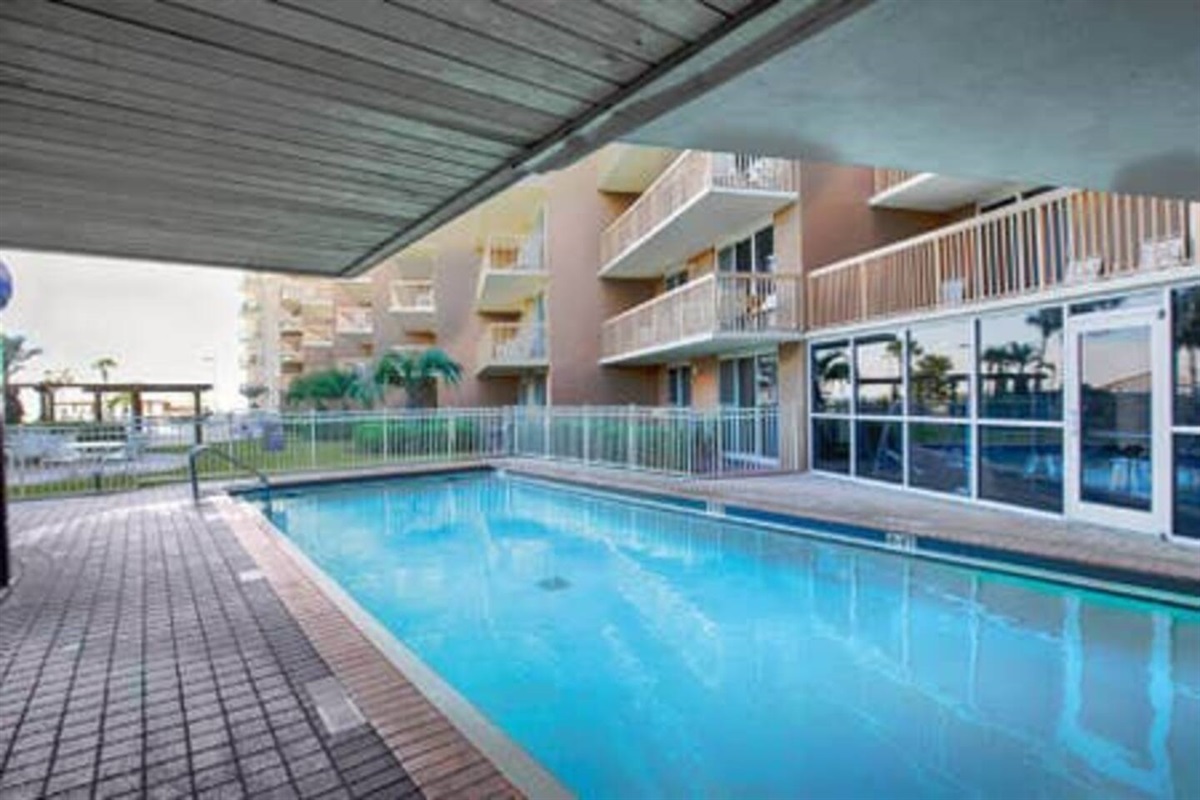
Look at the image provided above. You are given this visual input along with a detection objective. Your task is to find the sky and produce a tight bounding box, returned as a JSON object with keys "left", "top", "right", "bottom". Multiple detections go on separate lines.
{"left": 0, "top": 249, "right": 244, "bottom": 411}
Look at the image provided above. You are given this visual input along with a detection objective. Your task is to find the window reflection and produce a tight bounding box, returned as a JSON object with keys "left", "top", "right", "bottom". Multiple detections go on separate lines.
{"left": 979, "top": 307, "right": 1063, "bottom": 420}
{"left": 979, "top": 426, "right": 1063, "bottom": 512}
{"left": 909, "top": 321, "right": 971, "bottom": 417}
{"left": 1175, "top": 434, "right": 1200, "bottom": 539}
{"left": 1173, "top": 286, "right": 1200, "bottom": 427}
{"left": 856, "top": 334, "right": 904, "bottom": 415}
{"left": 908, "top": 423, "right": 970, "bottom": 496}
{"left": 812, "top": 341, "right": 851, "bottom": 413}
{"left": 812, "top": 418, "right": 850, "bottom": 473}
{"left": 856, "top": 419, "right": 903, "bottom": 483}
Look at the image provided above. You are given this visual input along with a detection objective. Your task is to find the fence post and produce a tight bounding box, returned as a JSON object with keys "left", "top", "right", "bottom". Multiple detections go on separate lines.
{"left": 582, "top": 407, "right": 591, "bottom": 465}
{"left": 447, "top": 413, "right": 456, "bottom": 461}
{"left": 626, "top": 405, "right": 636, "bottom": 469}
{"left": 543, "top": 408, "right": 551, "bottom": 459}
{"left": 382, "top": 407, "right": 390, "bottom": 462}
{"left": 309, "top": 409, "right": 317, "bottom": 470}
{"left": 715, "top": 408, "right": 724, "bottom": 477}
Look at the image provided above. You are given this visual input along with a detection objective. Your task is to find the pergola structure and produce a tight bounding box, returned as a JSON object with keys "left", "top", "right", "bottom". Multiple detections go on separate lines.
{"left": 11, "top": 381, "right": 213, "bottom": 423}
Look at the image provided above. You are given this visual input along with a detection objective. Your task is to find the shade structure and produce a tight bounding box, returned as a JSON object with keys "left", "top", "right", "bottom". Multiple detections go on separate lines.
{"left": 0, "top": 0, "right": 861, "bottom": 276}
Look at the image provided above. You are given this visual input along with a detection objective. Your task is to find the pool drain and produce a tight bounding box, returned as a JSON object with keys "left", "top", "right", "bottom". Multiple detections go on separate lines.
{"left": 537, "top": 576, "right": 570, "bottom": 591}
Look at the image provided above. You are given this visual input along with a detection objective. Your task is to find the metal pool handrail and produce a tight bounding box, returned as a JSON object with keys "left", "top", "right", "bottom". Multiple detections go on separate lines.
{"left": 188, "top": 444, "right": 272, "bottom": 509}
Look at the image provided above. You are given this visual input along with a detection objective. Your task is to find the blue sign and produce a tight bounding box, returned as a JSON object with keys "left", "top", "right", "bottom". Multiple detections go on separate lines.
{"left": 0, "top": 260, "right": 11, "bottom": 311}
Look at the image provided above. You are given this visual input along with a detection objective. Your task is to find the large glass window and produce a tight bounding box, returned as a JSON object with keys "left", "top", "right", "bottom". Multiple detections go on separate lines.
{"left": 1173, "top": 286, "right": 1200, "bottom": 427}
{"left": 979, "top": 426, "right": 1064, "bottom": 512}
{"left": 909, "top": 320, "right": 971, "bottom": 417}
{"left": 812, "top": 341, "right": 851, "bottom": 413}
{"left": 667, "top": 366, "right": 692, "bottom": 408}
{"left": 978, "top": 307, "right": 1063, "bottom": 420}
{"left": 909, "top": 423, "right": 971, "bottom": 496}
{"left": 856, "top": 334, "right": 904, "bottom": 415}
{"left": 718, "top": 225, "right": 775, "bottom": 274}
{"left": 1175, "top": 434, "right": 1200, "bottom": 539}
{"left": 812, "top": 419, "right": 850, "bottom": 474}
{"left": 856, "top": 420, "right": 903, "bottom": 483}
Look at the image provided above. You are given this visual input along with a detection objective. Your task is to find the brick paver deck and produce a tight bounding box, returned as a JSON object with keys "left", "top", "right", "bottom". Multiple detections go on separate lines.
{"left": 0, "top": 487, "right": 428, "bottom": 799}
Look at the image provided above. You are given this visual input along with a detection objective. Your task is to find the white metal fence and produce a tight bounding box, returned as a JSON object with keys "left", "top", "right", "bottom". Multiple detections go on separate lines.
{"left": 4, "top": 406, "right": 785, "bottom": 498}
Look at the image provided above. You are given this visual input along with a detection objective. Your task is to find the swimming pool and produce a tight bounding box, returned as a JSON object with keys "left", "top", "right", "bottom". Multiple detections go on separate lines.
{"left": 260, "top": 471, "right": 1199, "bottom": 799}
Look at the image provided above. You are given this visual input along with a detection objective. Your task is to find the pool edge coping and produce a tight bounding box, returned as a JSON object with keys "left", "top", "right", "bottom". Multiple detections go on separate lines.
{"left": 498, "top": 467, "right": 1200, "bottom": 610}
{"left": 215, "top": 492, "right": 573, "bottom": 800}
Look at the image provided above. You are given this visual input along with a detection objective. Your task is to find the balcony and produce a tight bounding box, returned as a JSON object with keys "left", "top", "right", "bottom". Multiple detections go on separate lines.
{"left": 278, "top": 315, "right": 303, "bottom": 335}
{"left": 334, "top": 305, "right": 374, "bottom": 335}
{"left": 477, "top": 323, "right": 548, "bottom": 377}
{"left": 869, "top": 168, "right": 1030, "bottom": 212}
{"left": 599, "top": 151, "right": 796, "bottom": 279}
{"left": 808, "top": 188, "right": 1197, "bottom": 331}
{"left": 389, "top": 280, "right": 436, "bottom": 332}
{"left": 475, "top": 233, "right": 549, "bottom": 312}
{"left": 601, "top": 273, "right": 803, "bottom": 365}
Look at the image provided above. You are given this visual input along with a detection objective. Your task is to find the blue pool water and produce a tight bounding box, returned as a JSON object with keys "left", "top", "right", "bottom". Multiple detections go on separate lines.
{"left": 264, "top": 472, "right": 1199, "bottom": 799}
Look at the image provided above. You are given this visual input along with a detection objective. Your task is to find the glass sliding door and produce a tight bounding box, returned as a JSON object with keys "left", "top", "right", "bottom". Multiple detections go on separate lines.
{"left": 1065, "top": 307, "right": 1169, "bottom": 533}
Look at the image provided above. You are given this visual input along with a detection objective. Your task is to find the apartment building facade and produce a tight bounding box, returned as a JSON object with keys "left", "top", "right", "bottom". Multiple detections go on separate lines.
{"left": 238, "top": 250, "right": 436, "bottom": 408}
{"left": 239, "top": 145, "right": 1199, "bottom": 539}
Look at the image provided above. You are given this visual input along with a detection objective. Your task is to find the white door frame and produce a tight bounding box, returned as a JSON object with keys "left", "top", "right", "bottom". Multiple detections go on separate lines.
{"left": 1064, "top": 306, "right": 1170, "bottom": 534}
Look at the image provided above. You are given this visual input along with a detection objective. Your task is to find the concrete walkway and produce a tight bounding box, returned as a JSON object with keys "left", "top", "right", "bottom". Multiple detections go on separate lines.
{"left": 0, "top": 487, "right": 424, "bottom": 799}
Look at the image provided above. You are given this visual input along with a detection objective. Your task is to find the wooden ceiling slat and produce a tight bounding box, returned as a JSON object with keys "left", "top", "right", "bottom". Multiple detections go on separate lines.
{"left": 0, "top": 61, "right": 510, "bottom": 171}
{"left": 0, "top": 111, "right": 462, "bottom": 204}
{"left": 0, "top": 138, "right": 434, "bottom": 219}
{"left": 390, "top": 0, "right": 656, "bottom": 81}
{"left": 280, "top": 0, "right": 618, "bottom": 103}
{"left": 0, "top": 9, "right": 535, "bottom": 148}
{"left": 0, "top": 167, "right": 406, "bottom": 235}
{"left": 148, "top": 0, "right": 589, "bottom": 116}
{"left": 1, "top": 94, "right": 477, "bottom": 192}
{"left": 501, "top": 0, "right": 687, "bottom": 63}
{"left": 598, "top": 0, "right": 731, "bottom": 40}
{"left": 0, "top": 83, "right": 486, "bottom": 183}
{"left": 2, "top": 185, "right": 396, "bottom": 245}
{"left": 0, "top": 215, "right": 360, "bottom": 273}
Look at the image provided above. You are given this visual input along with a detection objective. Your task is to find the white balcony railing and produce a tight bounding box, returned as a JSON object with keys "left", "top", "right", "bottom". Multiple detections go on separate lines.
{"left": 808, "top": 188, "right": 1197, "bottom": 330}
{"left": 600, "top": 151, "right": 796, "bottom": 270}
{"left": 602, "top": 273, "right": 803, "bottom": 361}
{"left": 483, "top": 232, "right": 546, "bottom": 273}
{"left": 335, "top": 306, "right": 374, "bottom": 335}
{"left": 873, "top": 168, "right": 921, "bottom": 195}
{"left": 477, "top": 323, "right": 548, "bottom": 372}
{"left": 389, "top": 280, "right": 435, "bottom": 311}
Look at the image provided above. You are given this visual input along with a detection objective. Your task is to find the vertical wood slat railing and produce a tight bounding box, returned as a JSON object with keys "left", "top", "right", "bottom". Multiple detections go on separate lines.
{"left": 389, "top": 279, "right": 435, "bottom": 311}
{"left": 599, "top": 151, "right": 797, "bottom": 269}
{"left": 807, "top": 189, "right": 1196, "bottom": 330}
{"left": 334, "top": 305, "right": 373, "bottom": 334}
{"left": 477, "top": 322, "right": 549, "bottom": 369}
{"left": 483, "top": 232, "right": 546, "bottom": 273}
{"left": 601, "top": 273, "right": 803, "bottom": 360}
{"left": 873, "top": 168, "right": 922, "bottom": 195}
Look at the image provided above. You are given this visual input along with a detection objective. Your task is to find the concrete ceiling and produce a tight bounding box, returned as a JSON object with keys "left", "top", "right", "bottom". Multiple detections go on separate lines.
{"left": 629, "top": 0, "right": 1200, "bottom": 201}
{"left": 0, "top": 0, "right": 862, "bottom": 276}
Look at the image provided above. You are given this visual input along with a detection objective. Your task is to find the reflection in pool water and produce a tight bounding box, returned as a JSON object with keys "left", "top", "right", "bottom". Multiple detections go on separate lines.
{"left": 267, "top": 474, "right": 1199, "bottom": 799}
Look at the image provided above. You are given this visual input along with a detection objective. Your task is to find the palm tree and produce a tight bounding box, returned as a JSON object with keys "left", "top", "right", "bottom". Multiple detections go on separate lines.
{"left": 92, "top": 356, "right": 118, "bottom": 383}
{"left": 372, "top": 348, "right": 462, "bottom": 409}
{"left": 285, "top": 368, "right": 372, "bottom": 411}
{"left": 3, "top": 334, "right": 43, "bottom": 424}
{"left": 239, "top": 383, "right": 269, "bottom": 410}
